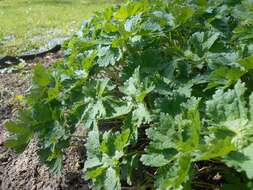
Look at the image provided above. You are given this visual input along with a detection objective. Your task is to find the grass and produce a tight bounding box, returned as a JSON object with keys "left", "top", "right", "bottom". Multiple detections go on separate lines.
{"left": 0, "top": 0, "right": 121, "bottom": 56}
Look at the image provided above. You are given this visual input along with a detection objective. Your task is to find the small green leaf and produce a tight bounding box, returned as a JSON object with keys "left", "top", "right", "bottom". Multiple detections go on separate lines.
{"left": 114, "top": 129, "right": 130, "bottom": 151}
{"left": 224, "top": 143, "right": 253, "bottom": 179}
{"left": 238, "top": 55, "right": 253, "bottom": 70}
{"left": 5, "top": 137, "right": 30, "bottom": 153}
{"left": 97, "top": 46, "right": 121, "bottom": 67}
{"left": 196, "top": 138, "right": 235, "bottom": 161}
{"left": 85, "top": 166, "right": 107, "bottom": 179}
{"left": 5, "top": 122, "right": 32, "bottom": 135}
{"left": 114, "top": 6, "right": 129, "bottom": 21}
{"left": 141, "top": 151, "right": 175, "bottom": 167}
{"left": 155, "top": 154, "right": 192, "bottom": 190}
{"left": 104, "top": 167, "right": 121, "bottom": 190}
{"left": 33, "top": 64, "right": 50, "bottom": 87}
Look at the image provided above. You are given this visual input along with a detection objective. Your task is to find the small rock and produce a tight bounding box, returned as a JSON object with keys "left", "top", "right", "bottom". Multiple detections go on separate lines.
{"left": 0, "top": 133, "right": 3, "bottom": 145}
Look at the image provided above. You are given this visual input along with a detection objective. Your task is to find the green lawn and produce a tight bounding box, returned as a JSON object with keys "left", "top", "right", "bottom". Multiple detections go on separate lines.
{"left": 0, "top": 0, "right": 121, "bottom": 56}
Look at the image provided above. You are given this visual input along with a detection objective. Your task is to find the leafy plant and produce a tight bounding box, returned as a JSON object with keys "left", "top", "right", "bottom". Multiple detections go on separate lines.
{"left": 5, "top": 0, "right": 253, "bottom": 189}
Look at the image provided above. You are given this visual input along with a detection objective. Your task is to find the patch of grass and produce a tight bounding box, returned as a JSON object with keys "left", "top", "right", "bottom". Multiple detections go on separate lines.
{"left": 0, "top": 0, "right": 121, "bottom": 56}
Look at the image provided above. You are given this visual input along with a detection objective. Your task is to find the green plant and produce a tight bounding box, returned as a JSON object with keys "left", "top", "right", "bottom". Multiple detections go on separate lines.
{"left": 5, "top": 0, "right": 253, "bottom": 189}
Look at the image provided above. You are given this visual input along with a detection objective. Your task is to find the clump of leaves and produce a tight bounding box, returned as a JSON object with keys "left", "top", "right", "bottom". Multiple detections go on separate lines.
{"left": 5, "top": 0, "right": 253, "bottom": 189}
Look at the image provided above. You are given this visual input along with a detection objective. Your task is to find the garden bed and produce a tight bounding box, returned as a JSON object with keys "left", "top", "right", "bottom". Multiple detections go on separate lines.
{"left": 0, "top": 53, "right": 89, "bottom": 190}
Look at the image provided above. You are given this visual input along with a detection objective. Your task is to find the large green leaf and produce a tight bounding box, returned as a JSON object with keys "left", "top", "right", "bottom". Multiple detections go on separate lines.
{"left": 224, "top": 144, "right": 253, "bottom": 179}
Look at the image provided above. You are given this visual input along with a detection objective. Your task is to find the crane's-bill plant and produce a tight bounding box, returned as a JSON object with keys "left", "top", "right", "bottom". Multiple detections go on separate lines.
{"left": 5, "top": 0, "right": 253, "bottom": 189}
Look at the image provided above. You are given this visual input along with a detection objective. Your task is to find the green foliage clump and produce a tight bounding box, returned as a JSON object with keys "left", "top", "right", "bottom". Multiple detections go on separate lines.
{"left": 5, "top": 0, "right": 253, "bottom": 189}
